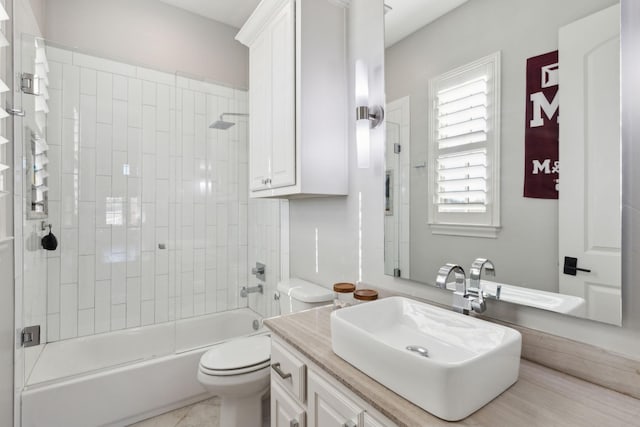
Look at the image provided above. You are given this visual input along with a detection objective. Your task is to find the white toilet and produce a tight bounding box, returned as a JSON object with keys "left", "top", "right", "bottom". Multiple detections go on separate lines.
{"left": 197, "top": 278, "right": 334, "bottom": 427}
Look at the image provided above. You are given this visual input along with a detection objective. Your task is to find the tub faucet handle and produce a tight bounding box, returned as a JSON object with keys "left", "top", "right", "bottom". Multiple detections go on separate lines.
{"left": 251, "top": 262, "right": 266, "bottom": 281}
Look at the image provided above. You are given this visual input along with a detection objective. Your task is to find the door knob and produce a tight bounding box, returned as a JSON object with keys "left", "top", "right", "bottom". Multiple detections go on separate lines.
{"left": 563, "top": 256, "right": 592, "bottom": 276}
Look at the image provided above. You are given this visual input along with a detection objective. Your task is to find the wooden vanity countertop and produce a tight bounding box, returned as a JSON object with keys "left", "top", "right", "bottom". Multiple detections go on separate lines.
{"left": 264, "top": 306, "right": 640, "bottom": 427}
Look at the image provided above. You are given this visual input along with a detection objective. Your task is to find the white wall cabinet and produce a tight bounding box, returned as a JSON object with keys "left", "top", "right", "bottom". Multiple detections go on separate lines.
{"left": 237, "top": 0, "right": 348, "bottom": 198}
{"left": 270, "top": 336, "right": 393, "bottom": 427}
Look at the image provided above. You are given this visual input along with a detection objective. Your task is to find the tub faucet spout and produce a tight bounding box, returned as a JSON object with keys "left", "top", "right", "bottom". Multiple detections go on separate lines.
{"left": 241, "top": 284, "right": 264, "bottom": 298}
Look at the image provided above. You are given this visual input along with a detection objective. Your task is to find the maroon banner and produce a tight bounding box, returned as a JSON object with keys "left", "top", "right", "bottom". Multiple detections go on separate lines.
{"left": 524, "top": 50, "right": 559, "bottom": 199}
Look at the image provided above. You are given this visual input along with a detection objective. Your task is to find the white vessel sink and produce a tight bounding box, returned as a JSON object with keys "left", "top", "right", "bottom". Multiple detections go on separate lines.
{"left": 331, "top": 297, "right": 522, "bottom": 421}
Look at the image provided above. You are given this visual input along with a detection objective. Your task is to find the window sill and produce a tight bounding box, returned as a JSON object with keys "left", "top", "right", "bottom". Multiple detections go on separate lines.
{"left": 429, "top": 223, "right": 501, "bottom": 239}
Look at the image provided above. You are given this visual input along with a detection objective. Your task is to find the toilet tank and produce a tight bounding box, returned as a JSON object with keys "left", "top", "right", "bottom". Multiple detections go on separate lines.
{"left": 277, "top": 278, "right": 334, "bottom": 314}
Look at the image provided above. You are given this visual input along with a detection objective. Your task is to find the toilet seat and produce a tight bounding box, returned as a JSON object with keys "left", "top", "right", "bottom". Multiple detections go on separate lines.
{"left": 199, "top": 359, "right": 271, "bottom": 376}
{"left": 199, "top": 335, "right": 271, "bottom": 377}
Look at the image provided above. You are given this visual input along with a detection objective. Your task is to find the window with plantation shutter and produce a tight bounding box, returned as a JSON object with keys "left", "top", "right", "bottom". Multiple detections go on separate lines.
{"left": 428, "top": 52, "right": 501, "bottom": 238}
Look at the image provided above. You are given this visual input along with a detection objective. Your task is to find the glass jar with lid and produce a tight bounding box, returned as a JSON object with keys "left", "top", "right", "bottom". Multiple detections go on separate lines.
{"left": 333, "top": 282, "right": 356, "bottom": 309}
{"left": 353, "top": 289, "right": 379, "bottom": 304}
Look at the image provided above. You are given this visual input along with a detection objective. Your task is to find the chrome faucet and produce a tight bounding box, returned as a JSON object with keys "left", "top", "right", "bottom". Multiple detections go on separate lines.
{"left": 436, "top": 262, "right": 486, "bottom": 315}
{"left": 241, "top": 284, "right": 264, "bottom": 298}
{"left": 436, "top": 263, "right": 475, "bottom": 314}
{"left": 469, "top": 258, "right": 501, "bottom": 306}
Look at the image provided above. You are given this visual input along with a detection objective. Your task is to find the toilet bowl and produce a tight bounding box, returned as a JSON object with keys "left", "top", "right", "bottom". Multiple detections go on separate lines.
{"left": 197, "top": 334, "right": 271, "bottom": 427}
{"left": 198, "top": 278, "right": 333, "bottom": 427}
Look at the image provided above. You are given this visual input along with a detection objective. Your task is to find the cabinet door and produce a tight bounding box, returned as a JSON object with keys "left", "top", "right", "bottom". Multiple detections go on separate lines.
{"left": 249, "top": 28, "right": 271, "bottom": 191}
{"left": 272, "top": 381, "right": 306, "bottom": 427}
{"left": 268, "top": 0, "right": 296, "bottom": 189}
{"left": 307, "top": 371, "right": 363, "bottom": 427}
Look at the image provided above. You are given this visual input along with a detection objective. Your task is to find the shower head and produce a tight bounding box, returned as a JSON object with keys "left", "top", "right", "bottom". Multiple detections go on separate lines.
{"left": 209, "top": 113, "right": 249, "bottom": 130}
{"left": 209, "top": 120, "right": 236, "bottom": 130}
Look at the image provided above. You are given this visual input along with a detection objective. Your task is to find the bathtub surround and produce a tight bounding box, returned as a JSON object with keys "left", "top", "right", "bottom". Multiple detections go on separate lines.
{"left": 247, "top": 198, "right": 286, "bottom": 319}
{"left": 18, "top": 43, "right": 283, "bottom": 425}
{"left": 38, "top": 45, "right": 249, "bottom": 344}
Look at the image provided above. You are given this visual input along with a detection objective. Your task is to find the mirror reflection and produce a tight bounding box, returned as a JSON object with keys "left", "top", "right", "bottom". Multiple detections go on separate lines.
{"left": 383, "top": 0, "right": 622, "bottom": 325}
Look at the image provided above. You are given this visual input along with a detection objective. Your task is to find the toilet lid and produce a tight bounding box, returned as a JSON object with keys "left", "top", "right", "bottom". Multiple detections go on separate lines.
{"left": 200, "top": 335, "right": 271, "bottom": 371}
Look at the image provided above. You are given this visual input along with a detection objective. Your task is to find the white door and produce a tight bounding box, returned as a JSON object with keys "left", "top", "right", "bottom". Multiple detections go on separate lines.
{"left": 558, "top": 4, "right": 621, "bottom": 325}
{"left": 249, "top": 28, "right": 271, "bottom": 191}
{"left": 248, "top": 0, "right": 295, "bottom": 192}
{"left": 268, "top": 0, "right": 296, "bottom": 189}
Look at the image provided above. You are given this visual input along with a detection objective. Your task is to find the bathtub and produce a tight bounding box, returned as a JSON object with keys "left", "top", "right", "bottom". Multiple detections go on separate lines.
{"left": 21, "top": 308, "right": 265, "bottom": 427}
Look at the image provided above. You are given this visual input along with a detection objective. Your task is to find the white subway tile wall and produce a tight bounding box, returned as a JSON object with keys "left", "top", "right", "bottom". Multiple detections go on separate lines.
{"left": 41, "top": 46, "right": 263, "bottom": 341}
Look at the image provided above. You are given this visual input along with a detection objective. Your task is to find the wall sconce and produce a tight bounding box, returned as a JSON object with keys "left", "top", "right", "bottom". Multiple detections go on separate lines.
{"left": 355, "top": 60, "right": 384, "bottom": 168}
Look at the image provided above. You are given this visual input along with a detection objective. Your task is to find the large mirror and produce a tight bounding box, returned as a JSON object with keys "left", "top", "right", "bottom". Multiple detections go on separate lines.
{"left": 383, "top": 0, "right": 622, "bottom": 325}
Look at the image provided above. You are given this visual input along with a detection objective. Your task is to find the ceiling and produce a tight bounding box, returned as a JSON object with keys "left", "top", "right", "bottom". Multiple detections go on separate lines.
{"left": 385, "top": 0, "right": 468, "bottom": 47}
{"left": 158, "top": 0, "right": 467, "bottom": 45}
{"left": 158, "top": 0, "right": 261, "bottom": 28}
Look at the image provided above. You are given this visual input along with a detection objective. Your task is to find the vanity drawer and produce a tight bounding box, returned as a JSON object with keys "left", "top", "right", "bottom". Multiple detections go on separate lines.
{"left": 271, "top": 339, "right": 306, "bottom": 402}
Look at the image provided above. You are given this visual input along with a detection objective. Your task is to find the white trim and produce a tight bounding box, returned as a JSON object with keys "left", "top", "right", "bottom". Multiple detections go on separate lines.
{"left": 235, "top": 0, "right": 292, "bottom": 46}
{"left": 430, "top": 223, "right": 500, "bottom": 239}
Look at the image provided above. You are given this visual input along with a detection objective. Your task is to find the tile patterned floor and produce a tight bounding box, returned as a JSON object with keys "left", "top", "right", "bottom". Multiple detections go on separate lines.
{"left": 129, "top": 398, "right": 221, "bottom": 427}
{"left": 129, "top": 396, "right": 270, "bottom": 427}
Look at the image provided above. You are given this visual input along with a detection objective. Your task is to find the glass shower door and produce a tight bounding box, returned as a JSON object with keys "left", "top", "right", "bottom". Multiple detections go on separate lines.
{"left": 19, "top": 32, "right": 50, "bottom": 389}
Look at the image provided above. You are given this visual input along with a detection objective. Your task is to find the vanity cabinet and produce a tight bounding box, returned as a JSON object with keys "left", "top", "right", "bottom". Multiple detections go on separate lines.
{"left": 307, "top": 371, "right": 363, "bottom": 427}
{"left": 236, "top": 0, "right": 348, "bottom": 198}
{"left": 272, "top": 382, "right": 306, "bottom": 427}
{"left": 270, "top": 336, "right": 393, "bottom": 427}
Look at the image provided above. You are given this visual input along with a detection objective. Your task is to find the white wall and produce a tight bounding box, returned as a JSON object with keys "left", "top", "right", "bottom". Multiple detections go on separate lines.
{"left": 44, "top": 0, "right": 249, "bottom": 89}
{"left": 288, "top": 0, "right": 640, "bottom": 359}
{"left": 27, "top": 0, "right": 44, "bottom": 33}
{"left": 247, "top": 199, "right": 285, "bottom": 319}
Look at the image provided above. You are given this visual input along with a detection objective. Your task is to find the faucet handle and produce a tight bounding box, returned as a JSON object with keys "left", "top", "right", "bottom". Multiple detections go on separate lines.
{"left": 483, "top": 284, "right": 502, "bottom": 301}
{"left": 471, "top": 298, "right": 486, "bottom": 313}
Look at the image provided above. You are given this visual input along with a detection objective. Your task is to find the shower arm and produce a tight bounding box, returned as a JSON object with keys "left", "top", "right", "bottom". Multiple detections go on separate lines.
{"left": 220, "top": 113, "right": 249, "bottom": 119}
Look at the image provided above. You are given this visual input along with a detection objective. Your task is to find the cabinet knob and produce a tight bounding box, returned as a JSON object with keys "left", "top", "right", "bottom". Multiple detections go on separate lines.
{"left": 290, "top": 420, "right": 299, "bottom": 427}
{"left": 343, "top": 421, "right": 357, "bottom": 427}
